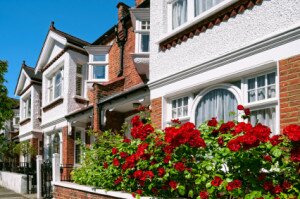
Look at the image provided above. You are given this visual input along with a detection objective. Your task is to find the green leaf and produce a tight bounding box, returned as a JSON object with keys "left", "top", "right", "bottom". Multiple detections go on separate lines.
{"left": 188, "top": 189, "right": 194, "bottom": 198}
{"left": 178, "top": 185, "right": 186, "bottom": 196}
{"left": 272, "top": 148, "right": 282, "bottom": 157}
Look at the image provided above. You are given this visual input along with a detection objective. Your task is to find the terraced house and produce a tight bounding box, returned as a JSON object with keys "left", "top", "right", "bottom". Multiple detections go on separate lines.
{"left": 149, "top": 0, "right": 300, "bottom": 133}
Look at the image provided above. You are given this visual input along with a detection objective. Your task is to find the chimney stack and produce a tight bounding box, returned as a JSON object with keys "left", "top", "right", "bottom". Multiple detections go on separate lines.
{"left": 135, "top": 0, "right": 145, "bottom": 6}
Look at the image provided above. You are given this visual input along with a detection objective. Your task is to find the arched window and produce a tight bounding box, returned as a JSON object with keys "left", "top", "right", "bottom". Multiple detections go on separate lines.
{"left": 195, "top": 88, "right": 238, "bottom": 126}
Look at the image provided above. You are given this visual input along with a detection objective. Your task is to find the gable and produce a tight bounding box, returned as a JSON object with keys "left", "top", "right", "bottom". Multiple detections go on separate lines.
{"left": 15, "top": 69, "right": 31, "bottom": 96}
{"left": 47, "top": 40, "right": 65, "bottom": 65}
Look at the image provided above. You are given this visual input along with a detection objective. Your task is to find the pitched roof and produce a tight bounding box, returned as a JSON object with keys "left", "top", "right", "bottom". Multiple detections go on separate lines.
{"left": 51, "top": 28, "right": 91, "bottom": 48}
{"left": 22, "top": 63, "right": 42, "bottom": 81}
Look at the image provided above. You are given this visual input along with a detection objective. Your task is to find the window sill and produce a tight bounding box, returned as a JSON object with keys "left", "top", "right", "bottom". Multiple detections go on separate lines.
{"left": 42, "top": 97, "right": 64, "bottom": 112}
{"left": 167, "top": 116, "right": 190, "bottom": 123}
{"left": 74, "top": 96, "right": 89, "bottom": 104}
{"left": 244, "top": 98, "right": 278, "bottom": 109}
{"left": 19, "top": 118, "right": 31, "bottom": 126}
{"left": 87, "top": 80, "right": 108, "bottom": 83}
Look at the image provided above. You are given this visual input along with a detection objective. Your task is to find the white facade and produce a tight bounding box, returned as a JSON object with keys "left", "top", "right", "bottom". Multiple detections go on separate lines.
{"left": 149, "top": 0, "right": 300, "bottom": 133}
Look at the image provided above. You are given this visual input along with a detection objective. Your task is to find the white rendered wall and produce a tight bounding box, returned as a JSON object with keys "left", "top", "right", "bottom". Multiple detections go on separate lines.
{"left": 0, "top": 171, "right": 29, "bottom": 194}
{"left": 47, "top": 41, "right": 64, "bottom": 65}
{"left": 32, "top": 84, "right": 42, "bottom": 130}
{"left": 149, "top": 0, "right": 300, "bottom": 83}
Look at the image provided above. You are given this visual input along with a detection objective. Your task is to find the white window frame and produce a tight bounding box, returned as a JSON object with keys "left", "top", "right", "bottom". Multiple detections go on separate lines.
{"left": 160, "top": 0, "right": 238, "bottom": 41}
{"left": 135, "top": 20, "right": 150, "bottom": 53}
{"left": 22, "top": 95, "right": 31, "bottom": 120}
{"left": 167, "top": 94, "right": 193, "bottom": 123}
{"left": 88, "top": 53, "right": 109, "bottom": 82}
{"left": 47, "top": 68, "right": 64, "bottom": 103}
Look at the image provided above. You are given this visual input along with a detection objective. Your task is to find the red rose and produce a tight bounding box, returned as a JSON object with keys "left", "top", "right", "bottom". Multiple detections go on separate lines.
{"left": 158, "top": 167, "right": 165, "bottom": 177}
{"left": 269, "top": 135, "right": 283, "bottom": 146}
{"left": 218, "top": 136, "right": 224, "bottom": 146}
{"left": 237, "top": 105, "right": 244, "bottom": 110}
{"left": 103, "top": 162, "right": 108, "bottom": 169}
{"left": 199, "top": 191, "right": 209, "bottom": 199}
{"left": 291, "top": 146, "right": 300, "bottom": 162}
{"left": 171, "top": 118, "right": 181, "bottom": 124}
{"left": 208, "top": 117, "right": 218, "bottom": 127}
{"left": 253, "top": 124, "right": 271, "bottom": 143}
{"left": 144, "top": 170, "right": 154, "bottom": 179}
{"left": 226, "top": 180, "right": 242, "bottom": 191}
{"left": 258, "top": 173, "right": 266, "bottom": 181}
{"left": 211, "top": 176, "right": 223, "bottom": 187}
{"left": 174, "top": 162, "right": 185, "bottom": 172}
{"left": 112, "top": 147, "right": 118, "bottom": 155}
{"left": 120, "top": 152, "right": 128, "bottom": 158}
{"left": 133, "top": 170, "right": 143, "bottom": 179}
{"left": 227, "top": 138, "right": 241, "bottom": 152}
{"left": 113, "top": 158, "right": 120, "bottom": 167}
{"left": 263, "top": 155, "right": 272, "bottom": 162}
{"left": 263, "top": 181, "right": 273, "bottom": 191}
{"left": 131, "top": 115, "right": 141, "bottom": 127}
{"left": 114, "top": 176, "right": 122, "bottom": 185}
{"left": 244, "top": 108, "right": 251, "bottom": 116}
{"left": 272, "top": 185, "right": 283, "bottom": 194}
{"left": 169, "top": 180, "right": 177, "bottom": 189}
{"left": 123, "top": 138, "right": 131, "bottom": 143}
{"left": 136, "top": 189, "right": 143, "bottom": 195}
{"left": 283, "top": 124, "right": 300, "bottom": 142}
{"left": 282, "top": 180, "right": 292, "bottom": 190}
{"left": 164, "top": 155, "right": 171, "bottom": 164}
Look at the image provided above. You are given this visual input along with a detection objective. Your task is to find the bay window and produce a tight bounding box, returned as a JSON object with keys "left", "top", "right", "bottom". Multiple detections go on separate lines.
{"left": 93, "top": 65, "right": 106, "bottom": 80}
{"left": 88, "top": 53, "right": 108, "bottom": 81}
{"left": 48, "top": 69, "right": 63, "bottom": 103}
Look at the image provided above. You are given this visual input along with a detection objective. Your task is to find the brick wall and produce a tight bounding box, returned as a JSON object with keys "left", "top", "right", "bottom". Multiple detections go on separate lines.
{"left": 54, "top": 185, "right": 117, "bottom": 199}
{"left": 30, "top": 138, "right": 39, "bottom": 158}
{"left": 150, "top": 97, "right": 162, "bottom": 129}
{"left": 62, "top": 126, "right": 74, "bottom": 165}
{"left": 279, "top": 54, "right": 300, "bottom": 131}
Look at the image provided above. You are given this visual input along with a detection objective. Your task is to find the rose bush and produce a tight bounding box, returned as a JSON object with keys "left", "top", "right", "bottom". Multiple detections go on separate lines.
{"left": 72, "top": 107, "right": 300, "bottom": 199}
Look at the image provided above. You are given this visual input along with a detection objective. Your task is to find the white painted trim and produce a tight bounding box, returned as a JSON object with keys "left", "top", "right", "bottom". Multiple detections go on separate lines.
{"left": 52, "top": 181, "right": 153, "bottom": 199}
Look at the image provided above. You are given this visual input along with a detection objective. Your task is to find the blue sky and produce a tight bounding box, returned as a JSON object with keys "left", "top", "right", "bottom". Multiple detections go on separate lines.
{"left": 0, "top": 0, "right": 135, "bottom": 98}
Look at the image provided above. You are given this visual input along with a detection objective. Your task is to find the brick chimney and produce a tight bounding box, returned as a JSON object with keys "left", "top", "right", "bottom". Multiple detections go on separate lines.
{"left": 117, "top": 2, "right": 130, "bottom": 22}
{"left": 135, "top": 0, "right": 145, "bottom": 6}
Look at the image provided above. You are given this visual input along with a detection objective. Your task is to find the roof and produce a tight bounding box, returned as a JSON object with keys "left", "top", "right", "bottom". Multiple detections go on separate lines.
{"left": 137, "top": 0, "right": 150, "bottom": 8}
{"left": 22, "top": 63, "right": 42, "bottom": 81}
{"left": 92, "top": 26, "right": 116, "bottom": 45}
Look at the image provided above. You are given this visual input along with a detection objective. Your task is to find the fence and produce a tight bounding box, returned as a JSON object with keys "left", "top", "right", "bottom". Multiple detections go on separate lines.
{"left": 60, "top": 164, "right": 74, "bottom": 182}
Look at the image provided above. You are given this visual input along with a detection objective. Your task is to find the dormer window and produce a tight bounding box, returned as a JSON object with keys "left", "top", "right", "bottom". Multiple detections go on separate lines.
{"left": 47, "top": 68, "right": 63, "bottom": 103}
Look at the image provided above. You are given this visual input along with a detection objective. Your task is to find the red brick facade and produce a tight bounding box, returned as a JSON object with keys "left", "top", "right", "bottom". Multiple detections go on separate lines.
{"left": 279, "top": 54, "right": 300, "bottom": 131}
{"left": 150, "top": 97, "right": 162, "bottom": 129}
{"left": 62, "top": 126, "right": 74, "bottom": 165}
{"left": 54, "top": 186, "right": 117, "bottom": 199}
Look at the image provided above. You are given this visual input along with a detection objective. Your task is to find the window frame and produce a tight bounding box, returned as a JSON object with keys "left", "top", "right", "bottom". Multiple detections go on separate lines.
{"left": 135, "top": 20, "right": 150, "bottom": 53}
{"left": 75, "top": 64, "right": 84, "bottom": 97}
{"left": 74, "top": 130, "right": 85, "bottom": 165}
{"left": 88, "top": 53, "right": 109, "bottom": 82}
{"left": 167, "top": 94, "right": 193, "bottom": 123}
{"left": 22, "top": 95, "right": 31, "bottom": 120}
{"left": 47, "top": 68, "right": 64, "bottom": 103}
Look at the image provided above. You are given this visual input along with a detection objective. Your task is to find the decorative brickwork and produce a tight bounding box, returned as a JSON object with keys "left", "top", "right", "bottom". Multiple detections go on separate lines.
{"left": 279, "top": 54, "right": 300, "bottom": 131}
{"left": 150, "top": 97, "right": 162, "bottom": 129}
{"left": 53, "top": 185, "right": 118, "bottom": 199}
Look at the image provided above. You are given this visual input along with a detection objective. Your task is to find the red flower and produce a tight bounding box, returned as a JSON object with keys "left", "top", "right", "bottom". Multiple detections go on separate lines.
{"left": 164, "top": 155, "right": 171, "bottom": 164}
{"left": 131, "top": 115, "right": 142, "bottom": 127}
{"left": 133, "top": 170, "right": 143, "bottom": 179}
{"left": 144, "top": 170, "right": 154, "bottom": 180}
{"left": 244, "top": 108, "right": 251, "bottom": 116}
{"left": 258, "top": 173, "right": 266, "bottom": 181}
{"left": 263, "top": 155, "right": 272, "bottom": 162}
{"left": 291, "top": 146, "right": 300, "bottom": 162}
{"left": 269, "top": 135, "right": 283, "bottom": 146}
{"left": 253, "top": 124, "right": 271, "bottom": 143}
{"left": 113, "top": 158, "right": 120, "bottom": 167}
{"left": 123, "top": 138, "right": 131, "bottom": 143}
{"left": 169, "top": 180, "right": 177, "bottom": 189}
{"left": 103, "top": 162, "right": 108, "bottom": 169}
{"left": 114, "top": 176, "right": 122, "bottom": 185}
{"left": 174, "top": 162, "right": 185, "bottom": 172}
{"left": 171, "top": 118, "right": 181, "bottom": 124}
{"left": 272, "top": 185, "right": 283, "bottom": 194}
{"left": 227, "top": 138, "right": 241, "bottom": 152}
{"left": 282, "top": 180, "right": 292, "bottom": 190}
{"left": 226, "top": 180, "right": 242, "bottom": 191}
{"left": 136, "top": 189, "right": 143, "bottom": 195}
{"left": 237, "top": 105, "right": 244, "bottom": 110}
{"left": 151, "top": 187, "right": 158, "bottom": 195}
{"left": 158, "top": 167, "right": 165, "bottom": 177}
{"left": 112, "top": 148, "right": 118, "bottom": 155}
{"left": 283, "top": 124, "right": 300, "bottom": 142}
{"left": 208, "top": 117, "right": 218, "bottom": 127}
{"left": 199, "top": 191, "right": 209, "bottom": 199}
{"left": 211, "top": 176, "right": 223, "bottom": 187}
{"left": 218, "top": 136, "right": 224, "bottom": 146}
{"left": 263, "top": 181, "right": 273, "bottom": 191}
{"left": 120, "top": 152, "right": 128, "bottom": 158}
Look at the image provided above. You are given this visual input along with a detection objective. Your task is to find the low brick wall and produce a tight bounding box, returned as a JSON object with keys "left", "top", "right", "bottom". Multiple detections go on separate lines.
{"left": 53, "top": 181, "right": 151, "bottom": 199}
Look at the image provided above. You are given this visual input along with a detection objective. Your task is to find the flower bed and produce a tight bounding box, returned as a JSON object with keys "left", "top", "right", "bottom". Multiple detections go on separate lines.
{"left": 72, "top": 106, "right": 300, "bottom": 199}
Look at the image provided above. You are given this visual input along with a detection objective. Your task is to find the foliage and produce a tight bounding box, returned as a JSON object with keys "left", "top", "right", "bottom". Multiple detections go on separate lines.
{"left": 0, "top": 60, "right": 17, "bottom": 130}
{"left": 13, "top": 141, "right": 37, "bottom": 158}
{"left": 72, "top": 107, "right": 300, "bottom": 199}
{"left": 0, "top": 134, "right": 16, "bottom": 161}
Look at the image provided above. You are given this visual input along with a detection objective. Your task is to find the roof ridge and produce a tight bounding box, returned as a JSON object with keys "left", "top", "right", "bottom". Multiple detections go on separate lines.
{"left": 52, "top": 28, "right": 91, "bottom": 45}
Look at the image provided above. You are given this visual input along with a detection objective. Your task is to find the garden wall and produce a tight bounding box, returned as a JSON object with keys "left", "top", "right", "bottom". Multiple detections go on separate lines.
{"left": 53, "top": 181, "right": 151, "bottom": 199}
{"left": 0, "top": 171, "right": 29, "bottom": 194}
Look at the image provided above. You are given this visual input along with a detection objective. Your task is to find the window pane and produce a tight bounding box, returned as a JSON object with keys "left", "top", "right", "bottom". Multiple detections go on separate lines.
{"left": 141, "top": 21, "right": 150, "bottom": 30}
{"left": 172, "top": 100, "right": 177, "bottom": 108}
{"left": 172, "top": 0, "right": 187, "bottom": 29}
{"left": 257, "top": 88, "right": 265, "bottom": 101}
{"left": 267, "top": 72, "right": 276, "bottom": 85}
{"left": 177, "top": 107, "right": 182, "bottom": 117}
{"left": 267, "top": 85, "right": 276, "bottom": 99}
{"left": 250, "top": 107, "right": 276, "bottom": 133}
{"left": 54, "top": 72, "right": 62, "bottom": 98}
{"left": 183, "top": 97, "right": 188, "bottom": 106}
{"left": 76, "top": 64, "right": 82, "bottom": 74}
{"left": 257, "top": 75, "right": 265, "bottom": 87}
{"left": 172, "top": 109, "right": 177, "bottom": 118}
{"left": 183, "top": 106, "right": 188, "bottom": 116}
{"left": 248, "top": 78, "right": 255, "bottom": 90}
{"left": 195, "top": 0, "right": 225, "bottom": 16}
{"left": 93, "top": 54, "right": 106, "bottom": 62}
{"left": 93, "top": 66, "right": 106, "bottom": 79}
{"left": 178, "top": 98, "right": 182, "bottom": 107}
{"left": 141, "top": 34, "right": 150, "bottom": 52}
{"left": 248, "top": 90, "right": 255, "bottom": 103}
{"left": 195, "top": 89, "right": 238, "bottom": 126}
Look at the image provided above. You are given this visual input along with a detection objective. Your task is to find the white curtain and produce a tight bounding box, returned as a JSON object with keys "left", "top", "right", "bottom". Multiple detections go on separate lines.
{"left": 195, "top": 0, "right": 225, "bottom": 16}
{"left": 196, "top": 89, "right": 238, "bottom": 126}
{"left": 172, "top": 0, "right": 187, "bottom": 29}
{"left": 250, "top": 107, "right": 276, "bottom": 133}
